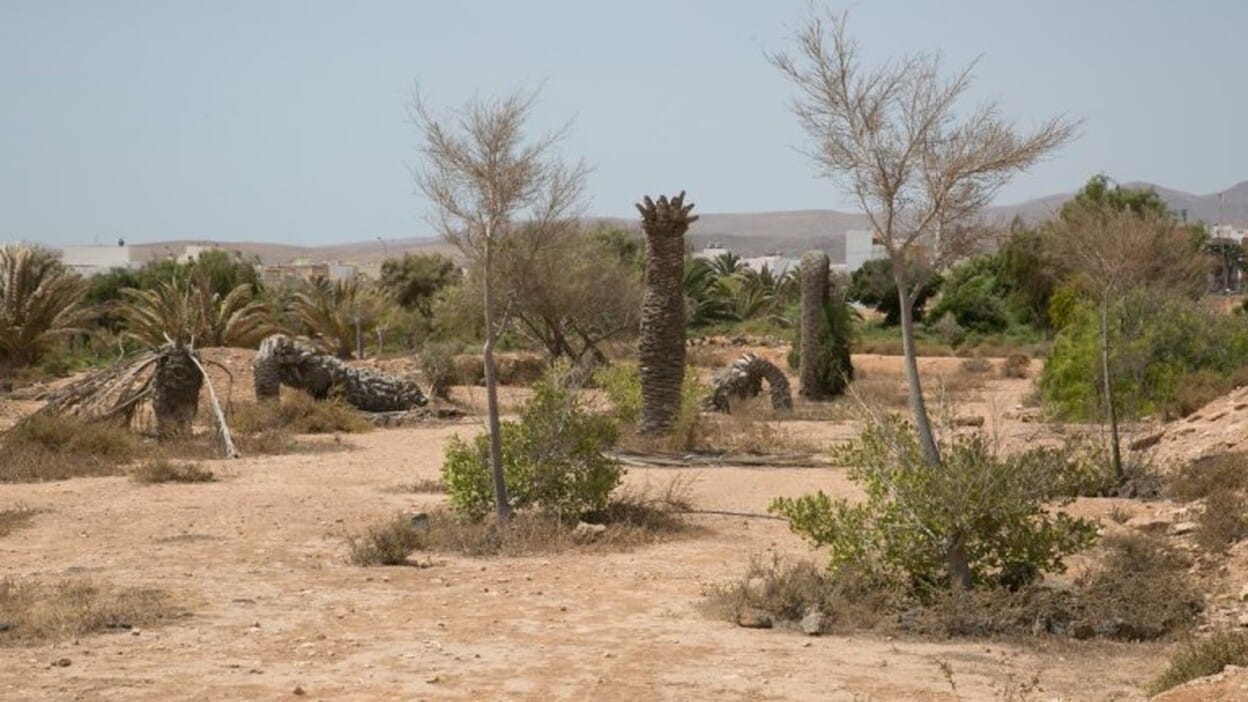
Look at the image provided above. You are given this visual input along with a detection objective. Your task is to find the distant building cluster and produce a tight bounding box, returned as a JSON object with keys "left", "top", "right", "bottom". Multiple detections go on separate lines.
{"left": 55, "top": 242, "right": 358, "bottom": 284}
{"left": 694, "top": 229, "right": 885, "bottom": 275}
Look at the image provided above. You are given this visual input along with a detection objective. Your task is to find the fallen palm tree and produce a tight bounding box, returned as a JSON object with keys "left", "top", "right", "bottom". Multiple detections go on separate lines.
{"left": 252, "top": 334, "right": 427, "bottom": 412}
{"left": 30, "top": 342, "right": 238, "bottom": 457}
{"left": 702, "top": 353, "right": 793, "bottom": 414}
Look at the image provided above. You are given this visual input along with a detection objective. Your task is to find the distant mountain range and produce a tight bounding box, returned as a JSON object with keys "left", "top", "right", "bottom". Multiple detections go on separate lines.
{"left": 131, "top": 180, "right": 1248, "bottom": 265}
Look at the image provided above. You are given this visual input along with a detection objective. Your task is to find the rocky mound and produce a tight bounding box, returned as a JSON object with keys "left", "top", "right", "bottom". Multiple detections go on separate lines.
{"left": 1145, "top": 386, "right": 1248, "bottom": 468}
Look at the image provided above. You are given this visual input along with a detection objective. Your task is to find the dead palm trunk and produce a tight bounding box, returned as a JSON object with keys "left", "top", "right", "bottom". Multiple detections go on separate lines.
{"left": 252, "top": 334, "right": 427, "bottom": 411}
{"left": 636, "top": 192, "right": 697, "bottom": 433}
{"left": 152, "top": 344, "right": 203, "bottom": 439}
{"left": 799, "top": 251, "right": 831, "bottom": 399}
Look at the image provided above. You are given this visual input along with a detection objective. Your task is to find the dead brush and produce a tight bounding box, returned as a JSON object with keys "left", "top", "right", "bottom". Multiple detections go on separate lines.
{"left": 705, "top": 555, "right": 900, "bottom": 633}
{"left": 229, "top": 391, "right": 372, "bottom": 435}
{"left": 1074, "top": 532, "right": 1202, "bottom": 640}
{"left": 131, "top": 459, "right": 215, "bottom": 484}
{"left": 1149, "top": 629, "right": 1248, "bottom": 695}
{"left": 0, "top": 577, "right": 176, "bottom": 644}
{"left": 385, "top": 480, "right": 696, "bottom": 558}
{"left": 346, "top": 513, "right": 426, "bottom": 566}
{"left": 0, "top": 415, "right": 137, "bottom": 482}
{"left": 702, "top": 399, "right": 820, "bottom": 454}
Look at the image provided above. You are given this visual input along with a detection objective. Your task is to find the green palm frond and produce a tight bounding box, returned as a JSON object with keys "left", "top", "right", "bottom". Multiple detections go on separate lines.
{"left": 0, "top": 245, "right": 92, "bottom": 365}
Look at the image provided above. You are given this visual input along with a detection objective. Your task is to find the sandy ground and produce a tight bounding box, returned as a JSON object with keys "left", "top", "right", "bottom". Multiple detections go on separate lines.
{"left": 0, "top": 355, "right": 1181, "bottom": 700}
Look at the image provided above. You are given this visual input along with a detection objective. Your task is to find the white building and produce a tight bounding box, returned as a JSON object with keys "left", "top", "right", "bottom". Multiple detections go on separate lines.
{"left": 60, "top": 244, "right": 135, "bottom": 276}
{"left": 844, "top": 229, "right": 884, "bottom": 271}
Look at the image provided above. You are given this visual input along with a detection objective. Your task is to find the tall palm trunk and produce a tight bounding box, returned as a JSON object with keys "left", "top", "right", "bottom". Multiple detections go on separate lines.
{"left": 152, "top": 344, "right": 203, "bottom": 439}
{"left": 636, "top": 192, "right": 697, "bottom": 434}
{"left": 799, "top": 251, "right": 831, "bottom": 399}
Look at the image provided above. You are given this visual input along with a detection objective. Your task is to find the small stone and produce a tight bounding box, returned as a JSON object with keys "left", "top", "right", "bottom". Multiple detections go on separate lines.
{"left": 800, "top": 609, "right": 825, "bottom": 636}
{"left": 1237, "top": 613, "right": 1248, "bottom": 628}
{"left": 51, "top": 658, "right": 71, "bottom": 668}
{"left": 736, "top": 607, "right": 773, "bottom": 629}
{"left": 292, "top": 685, "right": 306, "bottom": 696}
{"left": 425, "top": 674, "right": 441, "bottom": 684}
{"left": 1171, "top": 521, "right": 1199, "bottom": 536}
{"left": 1239, "top": 584, "right": 1248, "bottom": 602}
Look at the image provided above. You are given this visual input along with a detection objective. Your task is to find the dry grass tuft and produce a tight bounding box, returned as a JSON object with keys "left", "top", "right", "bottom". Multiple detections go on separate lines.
{"left": 0, "top": 416, "right": 137, "bottom": 482}
{"left": 131, "top": 459, "right": 215, "bottom": 484}
{"left": 1075, "top": 533, "right": 1202, "bottom": 640}
{"left": 1149, "top": 630, "right": 1248, "bottom": 695}
{"left": 361, "top": 482, "right": 696, "bottom": 560}
{"left": 1170, "top": 452, "right": 1248, "bottom": 503}
{"left": 346, "top": 513, "right": 426, "bottom": 566}
{"left": 0, "top": 578, "right": 176, "bottom": 645}
{"left": 1002, "top": 353, "right": 1031, "bottom": 379}
{"left": 386, "top": 478, "right": 448, "bottom": 494}
{"left": 230, "top": 391, "right": 372, "bottom": 435}
{"left": 0, "top": 505, "right": 41, "bottom": 537}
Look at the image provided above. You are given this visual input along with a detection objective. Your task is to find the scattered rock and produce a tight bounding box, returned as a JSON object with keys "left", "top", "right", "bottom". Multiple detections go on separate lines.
{"left": 1171, "top": 521, "right": 1199, "bottom": 536}
{"left": 799, "top": 609, "right": 825, "bottom": 636}
{"left": 1129, "top": 432, "right": 1164, "bottom": 451}
{"left": 1125, "top": 514, "right": 1171, "bottom": 533}
{"left": 736, "top": 607, "right": 773, "bottom": 629}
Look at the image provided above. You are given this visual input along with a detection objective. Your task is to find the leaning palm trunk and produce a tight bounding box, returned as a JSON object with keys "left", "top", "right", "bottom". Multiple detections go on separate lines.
{"left": 253, "top": 333, "right": 427, "bottom": 412}
{"left": 636, "top": 192, "right": 697, "bottom": 433}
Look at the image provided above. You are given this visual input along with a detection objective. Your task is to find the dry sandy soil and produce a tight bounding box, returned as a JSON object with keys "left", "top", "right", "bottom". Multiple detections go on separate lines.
{"left": 0, "top": 353, "right": 1211, "bottom": 700}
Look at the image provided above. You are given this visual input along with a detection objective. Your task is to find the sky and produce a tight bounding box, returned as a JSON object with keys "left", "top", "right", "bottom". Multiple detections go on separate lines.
{"left": 2, "top": 0, "right": 1246, "bottom": 247}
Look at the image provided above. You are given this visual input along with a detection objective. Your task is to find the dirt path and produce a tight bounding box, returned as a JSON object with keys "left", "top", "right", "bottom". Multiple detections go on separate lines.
{"left": 0, "top": 409, "right": 1166, "bottom": 700}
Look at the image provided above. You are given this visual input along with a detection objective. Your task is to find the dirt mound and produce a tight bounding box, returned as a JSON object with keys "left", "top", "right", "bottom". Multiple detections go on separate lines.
{"left": 1146, "top": 386, "right": 1248, "bottom": 468}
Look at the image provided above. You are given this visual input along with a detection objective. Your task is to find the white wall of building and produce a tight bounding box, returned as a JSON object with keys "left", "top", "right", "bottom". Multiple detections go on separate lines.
{"left": 61, "top": 245, "right": 134, "bottom": 276}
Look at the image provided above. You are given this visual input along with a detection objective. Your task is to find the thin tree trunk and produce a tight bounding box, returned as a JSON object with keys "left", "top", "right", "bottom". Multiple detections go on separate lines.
{"left": 898, "top": 283, "right": 970, "bottom": 588}
{"left": 482, "top": 232, "right": 510, "bottom": 522}
{"left": 897, "top": 286, "right": 941, "bottom": 466}
{"left": 1100, "top": 293, "right": 1124, "bottom": 483}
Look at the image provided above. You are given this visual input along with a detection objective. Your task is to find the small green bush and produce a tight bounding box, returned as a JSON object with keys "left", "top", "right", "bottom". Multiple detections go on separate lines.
{"left": 1150, "top": 630, "right": 1248, "bottom": 695}
{"left": 594, "top": 362, "right": 643, "bottom": 426}
{"left": 442, "top": 364, "right": 622, "bottom": 521}
{"left": 770, "top": 415, "right": 1098, "bottom": 593}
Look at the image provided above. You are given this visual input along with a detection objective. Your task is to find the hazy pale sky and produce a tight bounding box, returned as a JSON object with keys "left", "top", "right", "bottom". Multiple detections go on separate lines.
{"left": 3, "top": 0, "right": 1245, "bottom": 246}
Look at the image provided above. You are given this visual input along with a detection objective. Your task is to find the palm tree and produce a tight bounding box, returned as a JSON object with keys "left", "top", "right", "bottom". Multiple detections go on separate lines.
{"left": 0, "top": 245, "right": 92, "bottom": 367}
{"left": 683, "top": 257, "right": 737, "bottom": 327}
{"left": 709, "top": 251, "right": 746, "bottom": 278}
{"left": 118, "top": 273, "right": 274, "bottom": 349}
{"left": 637, "top": 192, "right": 698, "bottom": 433}
{"left": 288, "top": 276, "right": 385, "bottom": 360}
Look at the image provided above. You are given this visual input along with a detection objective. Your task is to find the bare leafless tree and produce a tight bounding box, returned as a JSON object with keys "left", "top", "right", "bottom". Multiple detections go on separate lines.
{"left": 410, "top": 88, "right": 588, "bottom": 522}
{"left": 770, "top": 10, "right": 1076, "bottom": 588}
{"left": 1052, "top": 204, "right": 1209, "bottom": 482}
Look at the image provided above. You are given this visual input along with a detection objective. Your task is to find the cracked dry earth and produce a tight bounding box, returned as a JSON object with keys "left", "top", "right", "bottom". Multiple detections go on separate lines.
{"left": 0, "top": 359, "right": 1170, "bottom": 700}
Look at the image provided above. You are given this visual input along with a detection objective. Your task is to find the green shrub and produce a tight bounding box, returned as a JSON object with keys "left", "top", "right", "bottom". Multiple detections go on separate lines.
{"left": 418, "top": 342, "right": 458, "bottom": 400}
{"left": 770, "top": 415, "right": 1098, "bottom": 593}
{"left": 594, "top": 362, "right": 643, "bottom": 425}
{"left": 928, "top": 256, "right": 1010, "bottom": 334}
{"left": 442, "top": 364, "right": 622, "bottom": 521}
{"left": 1150, "top": 630, "right": 1248, "bottom": 695}
{"left": 1041, "top": 292, "right": 1248, "bottom": 421}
